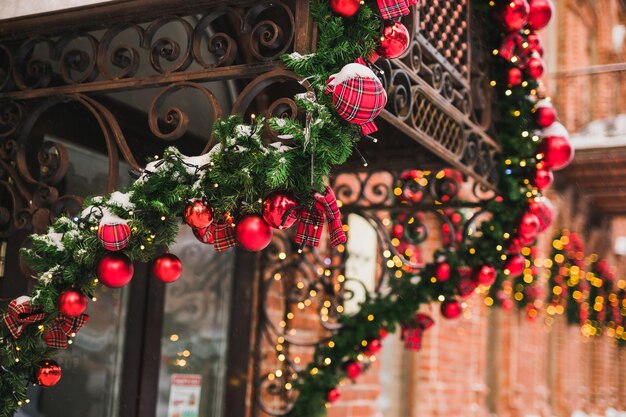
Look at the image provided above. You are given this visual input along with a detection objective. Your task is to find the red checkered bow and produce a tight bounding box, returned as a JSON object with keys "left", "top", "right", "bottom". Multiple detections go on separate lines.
{"left": 2, "top": 296, "right": 46, "bottom": 339}
{"left": 212, "top": 222, "right": 237, "bottom": 252}
{"left": 295, "top": 187, "right": 347, "bottom": 249}
{"left": 377, "top": 0, "right": 417, "bottom": 20}
{"left": 43, "top": 313, "right": 89, "bottom": 349}
{"left": 401, "top": 313, "right": 434, "bottom": 351}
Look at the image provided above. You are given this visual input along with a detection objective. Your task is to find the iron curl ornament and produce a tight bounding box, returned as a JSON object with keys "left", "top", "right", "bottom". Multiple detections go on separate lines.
{"left": 0, "top": 2, "right": 571, "bottom": 417}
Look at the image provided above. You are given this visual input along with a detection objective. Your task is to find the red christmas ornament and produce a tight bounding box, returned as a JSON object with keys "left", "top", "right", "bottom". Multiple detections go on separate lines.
{"left": 98, "top": 222, "right": 131, "bottom": 251}
{"left": 504, "top": 254, "right": 526, "bottom": 277}
{"left": 235, "top": 214, "right": 273, "bottom": 252}
{"left": 533, "top": 166, "right": 553, "bottom": 190}
{"left": 508, "top": 237, "right": 524, "bottom": 254}
{"left": 36, "top": 360, "right": 62, "bottom": 387}
{"left": 496, "top": 0, "right": 530, "bottom": 32}
{"left": 526, "top": 54, "right": 544, "bottom": 79}
{"left": 538, "top": 123, "right": 573, "bottom": 170}
{"left": 475, "top": 265, "right": 497, "bottom": 286}
{"left": 97, "top": 252, "right": 134, "bottom": 288}
{"left": 528, "top": 198, "right": 554, "bottom": 232}
{"left": 184, "top": 199, "right": 214, "bottom": 229}
{"left": 366, "top": 339, "right": 382, "bottom": 355}
{"left": 330, "top": 0, "right": 362, "bottom": 18}
{"left": 345, "top": 362, "right": 362, "bottom": 379}
{"left": 192, "top": 226, "right": 214, "bottom": 244}
{"left": 152, "top": 253, "right": 183, "bottom": 283}
{"left": 262, "top": 192, "right": 299, "bottom": 229}
{"left": 508, "top": 67, "right": 523, "bottom": 86}
{"left": 526, "top": 33, "right": 544, "bottom": 56}
{"left": 57, "top": 289, "right": 88, "bottom": 317}
{"left": 534, "top": 99, "right": 556, "bottom": 128}
{"left": 326, "top": 61, "right": 387, "bottom": 135}
{"left": 519, "top": 212, "right": 541, "bottom": 242}
{"left": 327, "top": 388, "right": 341, "bottom": 403}
{"left": 435, "top": 262, "right": 451, "bottom": 282}
{"left": 458, "top": 276, "right": 478, "bottom": 298}
{"left": 440, "top": 300, "right": 462, "bottom": 319}
{"left": 528, "top": 0, "right": 553, "bottom": 30}
{"left": 377, "top": 22, "right": 410, "bottom": 59}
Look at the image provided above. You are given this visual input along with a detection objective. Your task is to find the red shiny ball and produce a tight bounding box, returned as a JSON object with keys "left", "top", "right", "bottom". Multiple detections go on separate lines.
{"left": 533, "top": 166, "right": 553, "bottom": 189}
{"left": 475, "top": 265, "right": 497, "bottom": 286}
{"left": 97, "top": 252, "right": 134, "bottom": 288}
{"left": 526, "top": 33, "right": 544, "bottom": 56}
{"left": 508, "top": 237, "right": 524, "bottom": 254}
{"left": 534, "top": 100, "right": 556, "bottom": 128}
{"left": 538, "top": 133, "right": 573, "bottom": 171}
{"left": 330, "top": 0, "right": 361, "bottom": 18}
{"left": 345, "top": 362, "right": 362, "bottom": 379}
{"left": 519, "top": 212, "right": 541, "bottom": 241}
{"left": 377, "top": 22, "right": 411, "bottom": 59}
{"left": 526, "top": 54, "right": 544, "bottom": 79}
{"left": 508, "top": 67, "right": 523, "bottom": 86}
{"left": 435, "top": 262, "right": 451, "bottom": 282}
{"left": 441, "top": 300, "right": 462, "bottom": 319}
{"left": 528, "top": 0, "right": 553, "bottom": 30}
{"left": 504, "top": 254, "right": 526, "bottom": 277}
{"left": 37, "top": 360, "right": 62, "bottom": 387}
{"left": 327, "top": 388, "right": 341, "bottom": 403}
{"left": 262, "top": 192, "right": 299, "bottom": 229}
{"left": 528, "top": 198, "right": 554, "bottom": 232}
{"left": 235, "top": 215, "right": 273, "bottom": 252}
{"left": 58, "top": 290, "right": 88, "bottom": 317}
{"left": 366, "top": 339, "right": 382, "bottom": 355}
{"left": 496, "top": 0, "right": 530, "bottom": 32}
{"left": 152, "top": 253, "right": 183, "bottom": 283}
{"left": 184, "top": 199, "right": 214, "bottom": 229}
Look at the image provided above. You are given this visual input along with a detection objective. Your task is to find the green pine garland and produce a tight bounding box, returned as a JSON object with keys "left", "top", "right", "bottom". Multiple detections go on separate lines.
{"left": 0, "top": 1, "right": 558, "bottom": 416}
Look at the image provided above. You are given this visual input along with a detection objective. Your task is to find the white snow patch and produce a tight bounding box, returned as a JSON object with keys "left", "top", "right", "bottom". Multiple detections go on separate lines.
{"left": 108, "top": 191, "right": 134, "bottom": 210}
{"left": 327, "top": 63, "right": 378, "bottom": 87}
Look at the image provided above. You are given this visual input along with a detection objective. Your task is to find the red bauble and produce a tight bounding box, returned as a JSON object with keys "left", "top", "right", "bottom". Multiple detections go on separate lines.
{"left": 526, "top": 54, "right": 544, "bottom": 79}
{"left": 528, "top": 198, "right": 554, "bottom": 232}
{"left": 184, "top": 199, "right": 214, "bottom": 229}
{"left": 508, "top": 67, "right": 523, "bottom": 86}
{"left": 98, "top": 222, "right": 131, "bottom": 251}
{"left": 235, "top": 215, "right": 273, "bottom": 252}
{"left": 345, "top": 362, "right": 362, "bottom": 379}
{"left": 519, "top": 212, "right": 541, "bottom": 241}
{"left": 434, "top": 262, "right": 451, "bottom": 282}
{"left": 440, "top": 300, "right": 462, "bottom": 319}
{"left": 458, "top": 277, "right": 478, "bottom": 298}
{"left": 192, "top": 226, "right": 214, "bottom": 244}
{"left": 152, "top": 253, "right": 183, "bottom": 283}
{"left": 262, "top": 192, "right": 299, "bottom": 229}
{"left": 533, "top": 166, "right": 553, "bottom": 190}
{"left": 366, "top": 339, "right": 382, "bottom": 355}
{"left": 377, "top": 22, "right": 410, "bottom": 59}
{"left": 327, "top": 388, "right": 341, "bottom": 403}
{"left": 58, "top": 289, "right": 88, "bottom": 317}
{"left": 37, "top": 360, "right": 62, "bottom": 387}
{"left": 526, "top": 33, "right": 544, "bottom": 56}
{"left": 504, "top": 254, "right": 526, "bottom": 277}
{"left": 496, "top": 0, "right": 530, "bottom": 32}
{"left": 508, "top": 237, "right": 524, "bottom": 254}
{"left": 330, "top": 0, "right": 362, "bottom": 18}
{"left": 534, "top": 100, "right": 556, "bottom": 128}
{"left": 528, "top": 0, "right": 553, "bottom": 30}
{"left": 475, "top": 265, "right": 497, "bottom": 286}
{"left": 97, "top": 252, "right": 134, "bottom": 288}
{"left": 538, "top": 123, "right": 573, "bottom": 170}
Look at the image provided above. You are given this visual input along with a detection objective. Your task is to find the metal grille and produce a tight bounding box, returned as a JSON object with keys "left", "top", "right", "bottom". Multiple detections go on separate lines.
{"left": 412, "top": 91, "right": 464, "bottom": 156}
{"left": 418, "top": 0, "right": 469, "bottom": 81}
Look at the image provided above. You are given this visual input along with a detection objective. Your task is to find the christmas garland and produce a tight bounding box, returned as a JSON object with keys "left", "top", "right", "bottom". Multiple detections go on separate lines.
{"left": 0, "top": 1, "right": 571, "bottom": 416}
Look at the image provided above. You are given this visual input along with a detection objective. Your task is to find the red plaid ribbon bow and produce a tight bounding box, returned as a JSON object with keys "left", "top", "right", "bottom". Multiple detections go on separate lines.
{"left": 43, "top": 313, "right": 89, "bottom": 349}
{"left": 295, "top": 186, "right": 347, "bottom": 248}
{"left": 212, "top": 222, "right": 237, "bottom": 252}
{"left": 401, "top": 313, "right": 434, "bottom": 351}
{"left": 2, "top": 296, "right": 46, "bottom": 338}
{"left": 377, "top": 0, "right": 417, "bottom": 20}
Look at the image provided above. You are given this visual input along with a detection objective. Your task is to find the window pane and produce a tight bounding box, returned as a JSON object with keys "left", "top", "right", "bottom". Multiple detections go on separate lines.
{"left": 156, "top": 227, "right": 235, "bottom": 417}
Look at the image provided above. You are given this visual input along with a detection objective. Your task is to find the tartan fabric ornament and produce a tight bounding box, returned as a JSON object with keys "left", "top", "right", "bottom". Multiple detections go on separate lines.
{"left": 212, "top": 222, "right": 237, "bottom": 252}
{"left": 326, "top": 60, "right": 387, "bottom": 135}
{"left": 377, "top": 0, "right": 417, "bottom": 21}
{"left": 43, "top": 314, "right": 89, "bottom": 349}
{"left": 294, "top": 208, "right": 325, "bottom": 248}
{"left": 401, "top": 313, "right": 434, "bottom": 351}
{"left": 98, "top": 221, "right": 131, "bottom": 251}
{"left": 3, "top": 296, "right": 46, "bottom": 339}
{"left": 313, "top": 186, "right": 347, "bottom": 247}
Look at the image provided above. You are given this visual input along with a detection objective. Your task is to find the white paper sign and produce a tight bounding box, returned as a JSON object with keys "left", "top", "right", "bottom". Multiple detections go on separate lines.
{"left": 167, "top": 374, "right": 202, "bottom": 417}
